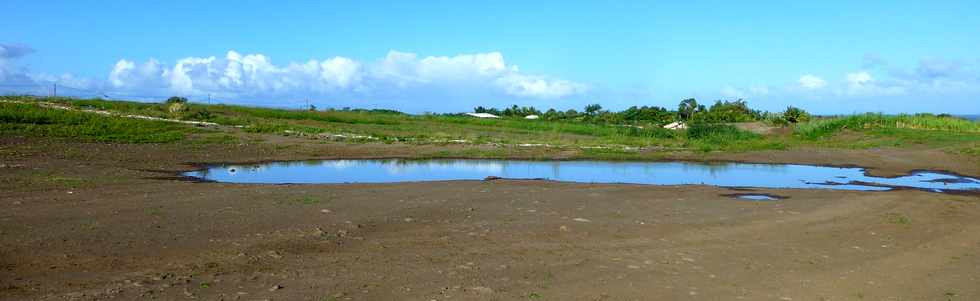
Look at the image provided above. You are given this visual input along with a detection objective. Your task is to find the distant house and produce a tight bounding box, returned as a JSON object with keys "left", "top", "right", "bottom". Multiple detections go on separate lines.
{"left": 663, "top": 121, "right": 687, "bottom": 130}
{"left": 524, "top": 115, "right": 540, "bottom": 120}
{"left": 465, "top": 113, "right": 500, "bottom": 118}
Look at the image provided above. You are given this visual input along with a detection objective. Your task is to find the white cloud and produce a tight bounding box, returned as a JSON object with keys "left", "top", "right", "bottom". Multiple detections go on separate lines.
{"left": 497, "top": 74, "right": 586, "bottom": 98}
{"left": 798, "top": 75, "right": 827, "bottom": 89}
{"left": 105, "top": 50, "right": 585, "bottom": 100}
{"left": 846, "top": 71, "right": 873, "bottom": 87}
{"left": 843, "top": 71, "right": 905, "bottom": 96}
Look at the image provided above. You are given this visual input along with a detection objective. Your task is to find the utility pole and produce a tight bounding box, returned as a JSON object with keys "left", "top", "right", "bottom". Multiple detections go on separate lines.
{"left": 53, "top": 83, "right": 57, "bottom": 97}
{"left": 208, "top": 93, "right": 212, "bottom": 105}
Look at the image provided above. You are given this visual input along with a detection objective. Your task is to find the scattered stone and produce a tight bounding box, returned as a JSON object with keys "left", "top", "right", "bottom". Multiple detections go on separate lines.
{"left": 559, "top": 225, "right": 569, "bottom": 232}
{"left": 572, "top": 218, "right": 591, "bottom": 223}
{"left": 404, "top": 218, "right": 414, "bottom": 222}
{"left": 269, "top": 284, "right": 283, "bottom": 291}
{"left": 320, "top": 209, "right": 332, "bottom": 214}
{"left": 313, "top": 227, "right": 326, "bottom": 236}
{"left": 469, "top": 286, "right": 494, "bottom": 294}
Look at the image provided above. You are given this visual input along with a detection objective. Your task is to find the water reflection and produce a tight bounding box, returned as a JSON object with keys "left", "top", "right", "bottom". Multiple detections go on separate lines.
{"left": 184, "top": 159, "right": 980, "bottom": 193}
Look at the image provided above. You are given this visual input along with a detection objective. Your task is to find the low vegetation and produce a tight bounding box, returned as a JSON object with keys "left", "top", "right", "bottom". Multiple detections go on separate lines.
{"left": 1, "top": 95, "right": 977, "bottom": 157}
{"left": 0, "top": 101, "right": 193, "bottom": 143}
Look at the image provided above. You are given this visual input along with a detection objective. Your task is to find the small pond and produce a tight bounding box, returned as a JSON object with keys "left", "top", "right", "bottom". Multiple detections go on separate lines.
{"left": 183, "top": 159, "right": 980, "bottom": 193}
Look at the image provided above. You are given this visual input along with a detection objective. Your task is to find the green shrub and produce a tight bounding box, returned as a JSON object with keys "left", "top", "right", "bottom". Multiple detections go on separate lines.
{"left": 686, "top": 123, "right": 758, "bottom": 140}
{"left": 783, "top": 106, "right": 811, "bottom": 123}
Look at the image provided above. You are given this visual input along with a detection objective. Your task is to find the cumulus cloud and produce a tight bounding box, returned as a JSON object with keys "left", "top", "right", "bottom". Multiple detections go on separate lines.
{"left": 798, "top": 75, "right": 827, "bottom": 89}
{"left": 109, "top": 51, "right": 365, "bottom": 98}
{"left": 107, "top": 50, "right": 585, "bottom": 100}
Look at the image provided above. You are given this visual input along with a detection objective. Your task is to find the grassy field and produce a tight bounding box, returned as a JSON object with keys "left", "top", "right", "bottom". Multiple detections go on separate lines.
{"left": 1, "top": 96, "right": 977, "bottom": 157}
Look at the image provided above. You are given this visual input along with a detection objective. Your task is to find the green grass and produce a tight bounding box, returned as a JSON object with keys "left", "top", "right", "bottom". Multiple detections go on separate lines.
{"left": 0, "top": 101, "right": 194, "bottom": 143}
{"left": 886, "top": 212, "right": 912, "bottom": 225}
{"left": 795, "top": 113, "right": 980, "bottom": 140}
{"left": 4, "top": 96, "right": 979, "bottom": 157}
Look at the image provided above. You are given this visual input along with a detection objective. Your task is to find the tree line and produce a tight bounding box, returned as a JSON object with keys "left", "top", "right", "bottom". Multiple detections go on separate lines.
{"left": 473, "top": 99, "right": 811, "bottom": 125}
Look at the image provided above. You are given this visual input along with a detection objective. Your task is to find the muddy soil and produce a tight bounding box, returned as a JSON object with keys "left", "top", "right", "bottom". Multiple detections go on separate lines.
{"left": 1, "top": 137, "right": 978, "bottom": 300}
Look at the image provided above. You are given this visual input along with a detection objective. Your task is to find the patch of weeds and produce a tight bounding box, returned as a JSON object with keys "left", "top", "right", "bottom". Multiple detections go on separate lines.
{"left": 527, "top": 292, "right": 542, "bottom": 299}
{"left": 145, "top": 207, "right": 163, "bottom": 216}
{"left": 199, "top": 282, "right": 211, "bottom": 289}
{"left": 277, "top": 196, "right": 324, "bottom": 205}
{"left": 298, "top": 196, "right": 320, "bottom": 205}
{"left": 82, "top": 222, "right": 99, "bottom": 231}
{"left": 46, "top": 175, "right": 86, "bottom": 188}
{"left": 885, "top": 212, "right": 911, "bottom": 225}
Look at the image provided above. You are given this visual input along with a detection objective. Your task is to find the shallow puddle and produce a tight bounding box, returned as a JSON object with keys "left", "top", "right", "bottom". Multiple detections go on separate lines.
{"left": 723, "top": 193, "right": 786, "bottom": 201}
{"left": 183, "top": 159, "right": 980, "bottom": 193}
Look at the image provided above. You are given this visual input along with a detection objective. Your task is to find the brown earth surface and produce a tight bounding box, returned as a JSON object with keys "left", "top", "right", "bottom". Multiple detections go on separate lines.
{"left": 1, "top": 136, "right": 979, "bottom": 300}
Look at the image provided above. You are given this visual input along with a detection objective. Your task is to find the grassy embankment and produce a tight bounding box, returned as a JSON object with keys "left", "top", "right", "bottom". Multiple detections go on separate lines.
{"left": 1, "top": 96, "right": 978, "bottom": 159}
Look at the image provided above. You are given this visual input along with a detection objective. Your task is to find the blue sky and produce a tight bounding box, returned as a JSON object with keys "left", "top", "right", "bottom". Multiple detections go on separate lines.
{"left": 2, "top": 1, "right": 978, "bottom": 114}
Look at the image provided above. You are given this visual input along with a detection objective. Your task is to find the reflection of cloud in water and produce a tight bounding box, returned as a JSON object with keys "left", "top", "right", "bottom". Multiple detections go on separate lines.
{"left": 318, "top": 160, "right": 360, "bottom": 170}
{"left": 382, "top": 160, "right": 504, "bottom": 174}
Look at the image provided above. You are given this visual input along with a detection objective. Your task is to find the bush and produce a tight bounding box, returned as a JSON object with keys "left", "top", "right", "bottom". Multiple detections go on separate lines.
{"left": 617, "top": 125, "right": 676, "bottom": 139}
{"left": 686, "top": 123, "right": 758, "bottom": 140}
{"left": 783, "top": 106, "right": 811, "bottom": 123}
{"left": 165, "top": 96, "right": 188, "bottom": 104}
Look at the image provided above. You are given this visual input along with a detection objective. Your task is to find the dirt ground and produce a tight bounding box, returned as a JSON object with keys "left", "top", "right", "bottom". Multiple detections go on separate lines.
{"left": 1, "top": 136, "right": 978, "bottom": 300}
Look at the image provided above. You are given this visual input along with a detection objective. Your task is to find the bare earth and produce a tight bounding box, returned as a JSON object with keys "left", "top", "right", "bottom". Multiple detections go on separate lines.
{"left": 1, "top": 136, "right": 978, "bottom": 300}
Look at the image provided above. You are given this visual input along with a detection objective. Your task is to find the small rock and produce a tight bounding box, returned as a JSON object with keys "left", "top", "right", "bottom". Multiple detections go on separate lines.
{"left": 320, "top": 209, "right": 331, "bottom": 214}
{"left": 269, "top": 284, "right": 283, "bottom": 291}
{"left": 469, "top": 286, "right": 494, "bottom": 294}
{"left": 572, "top": 218, "right": 591, "bottom": 223}
{"left": 559, "top": 225, "right": 569, "bottom": 232}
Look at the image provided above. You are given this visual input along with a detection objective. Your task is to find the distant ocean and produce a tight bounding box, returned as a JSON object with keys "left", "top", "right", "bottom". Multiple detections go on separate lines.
{"left": 957, "top": 115, "right": 980, "bottom": 121}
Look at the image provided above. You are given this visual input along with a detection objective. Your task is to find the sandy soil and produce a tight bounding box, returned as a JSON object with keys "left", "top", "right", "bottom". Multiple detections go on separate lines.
{"left": 1, "top": 136, "right": 978, "bottom": 300}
